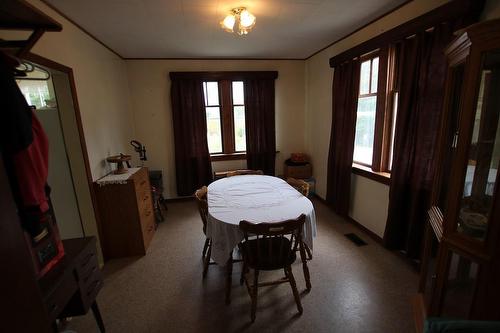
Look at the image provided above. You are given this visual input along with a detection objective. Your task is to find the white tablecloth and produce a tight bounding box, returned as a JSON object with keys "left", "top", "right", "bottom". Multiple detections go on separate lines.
{"left": 207, "top": 175, "right": 317, "bottom": 265}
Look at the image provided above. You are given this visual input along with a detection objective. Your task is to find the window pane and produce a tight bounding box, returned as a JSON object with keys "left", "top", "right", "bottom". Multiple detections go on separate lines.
{"left": 353, "top": 96, "right": 377, "bottom": 165}
{"left": 205, "top": 81, "right": 219, "bottom": 106}
{"left": 232, "top": 81, "right": 244, "bottom": 105}
{"left": 234, "top": 105, "right": 246, "bottom": 151}
{"left": 359, "top": 60, "right": 371, "bottom": 95}
{"left": 16, "top": 79, "right": 52, "bottom": 109}
{"left": 388, "top": 92, "right": 399, "bottom": 170}
{"left": 371, "top": 57, "right": 379, "bottom": 94}
{"left": 206, "top": 106, "right": 222, "bottom": 153}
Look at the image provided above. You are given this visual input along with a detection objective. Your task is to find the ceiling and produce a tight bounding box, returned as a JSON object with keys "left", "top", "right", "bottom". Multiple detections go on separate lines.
{"left": 44, "top": 0, "right": 407, "bottom": 59}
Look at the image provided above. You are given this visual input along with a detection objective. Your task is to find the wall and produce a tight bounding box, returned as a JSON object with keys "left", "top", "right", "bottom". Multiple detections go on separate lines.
{"left": 28, "top": 0, "right": 135, "bottom": 180}
{"left": 126, "top": 60, "right": 305, "bottom": 198}
{"left": 304, "top": 0, "right": 451, "bottom": 237}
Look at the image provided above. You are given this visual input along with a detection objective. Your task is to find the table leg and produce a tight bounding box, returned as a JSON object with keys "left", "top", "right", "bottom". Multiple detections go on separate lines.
{"left": 91, "top": 301, "right": 106, "bottom": 332}
{"left": 225, "top": 251, "right": 233, "bottom": 305}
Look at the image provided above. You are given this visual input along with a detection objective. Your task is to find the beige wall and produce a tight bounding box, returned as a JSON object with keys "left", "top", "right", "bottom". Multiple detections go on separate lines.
{"left": 304, "top": 0, "right": 451, "bottom": 237}
{"left": 126, "top": 60, "right": 305, "bottom": 198}
{"left": 28, "top": 0, "right": 135, "bottom": 180}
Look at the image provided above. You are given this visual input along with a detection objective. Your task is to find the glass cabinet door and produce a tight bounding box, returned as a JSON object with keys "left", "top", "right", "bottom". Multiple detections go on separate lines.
{"left": 457, "top": 50, "right": 500, "bottom": 241}
{"left": 440, "top": 250, "right": 479, "bottom": 318}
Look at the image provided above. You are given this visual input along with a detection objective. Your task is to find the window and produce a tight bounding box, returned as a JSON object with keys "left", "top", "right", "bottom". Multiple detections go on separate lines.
{"left": 353, "top": 57, "right": 379, "bottom": 165}
{"left": 353, "top": 48, "right": 399, "bottom": 176}
{"left": 16, "top": 79, "right": 52, "bottom": 109}
{"left": 202, "top": 80, "right": 246, "bottom": 157}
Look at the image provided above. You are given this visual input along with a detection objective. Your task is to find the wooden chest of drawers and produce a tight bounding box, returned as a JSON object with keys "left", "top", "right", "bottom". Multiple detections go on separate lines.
{"left": 94, "top": 167, "right": 155, "bottom": 260}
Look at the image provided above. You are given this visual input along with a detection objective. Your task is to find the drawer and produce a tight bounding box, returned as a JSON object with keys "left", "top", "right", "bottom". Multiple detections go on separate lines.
{"left": 140, "top": 205, "right": 155, "bottom": 230}
{"left": 75, "top": 246, "right": 98, "bottom": 279}
{"left": 44, "top": 273, "right": 78, "bottom": 322}
{"left": 80, "top": 273, "right": 103, "bottom": 310}
{"left": 134, "top": 170, "right": 150, "bottom": 193}
{"left": 78, "top": 254, "right": 100, "bottom": 288}
{"left": 142, "top": 218, "right": 155, "bottom": 250}
{"left": 137, "top": 188, "right": 153, "bottom": 212}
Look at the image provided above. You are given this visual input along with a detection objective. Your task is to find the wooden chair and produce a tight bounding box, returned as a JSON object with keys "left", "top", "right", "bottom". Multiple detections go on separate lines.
{"left": 239, "top": 215, "right": 309, "bottom": 322}
{"left": 286, "top": 177, "right": 310, "bottom": 197}
{"left": 226, "top": 169, "right": 264, "bottom": 177}
{"left": 286, "top": 178, "right": 313, "bottom": 262}
{"left": 194, "top": 186, "right": 214, "bottom": 278}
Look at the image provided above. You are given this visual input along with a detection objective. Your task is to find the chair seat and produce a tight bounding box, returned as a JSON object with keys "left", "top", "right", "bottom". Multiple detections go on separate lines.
{"left": 241, "top": 238, "right": 297, "bottom": 270}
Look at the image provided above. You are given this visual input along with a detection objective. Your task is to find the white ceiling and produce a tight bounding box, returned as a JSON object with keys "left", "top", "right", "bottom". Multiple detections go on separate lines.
{"left": 45, "top": 0, "right": 407, "bottom": 59}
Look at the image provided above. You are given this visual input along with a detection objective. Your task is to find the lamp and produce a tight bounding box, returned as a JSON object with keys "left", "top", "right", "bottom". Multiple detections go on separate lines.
{"left": 220, "top": 7, "right": 256, "bottom": 36}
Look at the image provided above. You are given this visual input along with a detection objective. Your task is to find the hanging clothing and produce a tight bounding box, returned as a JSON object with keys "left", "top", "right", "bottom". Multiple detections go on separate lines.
{"left": 0, "top": 57, "right": 49, "bottom": 238}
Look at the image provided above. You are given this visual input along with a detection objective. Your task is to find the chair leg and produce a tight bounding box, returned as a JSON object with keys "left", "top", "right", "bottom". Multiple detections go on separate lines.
{"left": 202, "top": 238, "right": 210, "bottom": 258}
{"left": 299, "top": 243, "right": 312, "bottom": 291}
{"left": 251, "top": 269, "right": 259, "bottom": 323}
{"left": 304, "top": 243, "right": 313, "bottom": 260}
{"left": 240, "top": 261, "right": 247, "bottom": 286}
{"left": 202, "top": 240, "right": 211, "bottom": 279}
{"left": 286, "top": 266, "right": 303, "bottom": 315}
{"left": 225, "top": 252, "right": 233, "bottom": 305}
{"left": 160, "top": 194, "right": 168, "bottom": 210}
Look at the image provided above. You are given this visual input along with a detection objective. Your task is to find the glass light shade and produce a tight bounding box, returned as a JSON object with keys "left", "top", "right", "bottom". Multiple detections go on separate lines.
{"left": 239, "top": 9, "right": 256, "bottom": 28}
{"left": 221, "top": 15, "right": 235, "bottom": 32}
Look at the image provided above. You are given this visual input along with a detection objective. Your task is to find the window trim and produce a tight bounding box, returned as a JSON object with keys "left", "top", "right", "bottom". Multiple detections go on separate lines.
{"left": 352, "top": 46, "right": 398, "bottom": 182}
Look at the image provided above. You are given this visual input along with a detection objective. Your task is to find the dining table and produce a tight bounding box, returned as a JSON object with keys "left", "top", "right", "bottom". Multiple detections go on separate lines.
{"left": 206, "top": 174, "right": 317, "bottom": 266}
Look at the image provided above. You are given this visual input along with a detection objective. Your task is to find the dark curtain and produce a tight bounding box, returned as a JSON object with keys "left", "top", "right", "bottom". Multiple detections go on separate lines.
{"left": 170, "top": 78, "right": 213, "bottom": 196}
{"left": 244, "top": 78, "right": 276, "bottom": 175}
{"left": 326, "top": 58, "right": 360, "bottom": 216}
{"left": 383, "top": 23, "right": 454, "bottom": 259}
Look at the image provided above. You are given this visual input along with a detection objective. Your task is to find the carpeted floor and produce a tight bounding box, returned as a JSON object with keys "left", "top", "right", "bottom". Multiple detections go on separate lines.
{"left": 67, "top": 198, "right": 418, "bottom": 333}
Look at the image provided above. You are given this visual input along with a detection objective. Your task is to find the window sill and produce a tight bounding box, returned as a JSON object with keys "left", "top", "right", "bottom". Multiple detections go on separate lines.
{"left": 352, "top": 163, "right": 391, "bottom": 185}
{"left": 210, "top": 152, "right": 246, "bottom": 161}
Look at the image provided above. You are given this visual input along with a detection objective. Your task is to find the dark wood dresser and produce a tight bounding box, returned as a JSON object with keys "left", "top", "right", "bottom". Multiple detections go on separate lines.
{"left": 40, "top": 237, "right": 105, "bottom": 332}
{"left": 94, "top": 167, "right": 155, "bottom": 260}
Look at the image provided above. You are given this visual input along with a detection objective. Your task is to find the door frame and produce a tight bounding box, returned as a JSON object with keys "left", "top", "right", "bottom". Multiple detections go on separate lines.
{"left": 22, "top": 52, "right": 102, "bottom": 244}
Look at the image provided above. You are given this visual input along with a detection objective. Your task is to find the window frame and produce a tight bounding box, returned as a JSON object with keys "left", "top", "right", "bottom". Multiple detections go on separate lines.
{"left": 205, "top": 79, "right": 246, "bottom": 160}
{"left": 352, "top": 46, "right": 398, "bottom": 181}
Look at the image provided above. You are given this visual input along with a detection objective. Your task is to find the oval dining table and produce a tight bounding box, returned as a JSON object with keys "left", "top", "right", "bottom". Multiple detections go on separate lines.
{"left": 206, "top": 174, "right": 317, "bottom": 303}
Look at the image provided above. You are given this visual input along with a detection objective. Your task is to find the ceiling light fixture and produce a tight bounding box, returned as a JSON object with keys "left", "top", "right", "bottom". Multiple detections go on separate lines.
{"left": 220, "top": 7, "right": 256, "bottom": 36}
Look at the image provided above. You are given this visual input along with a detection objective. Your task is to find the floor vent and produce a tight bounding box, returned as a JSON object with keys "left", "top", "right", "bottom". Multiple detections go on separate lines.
{"left": 344, "top": 233, "right": 368, "bottom": 246}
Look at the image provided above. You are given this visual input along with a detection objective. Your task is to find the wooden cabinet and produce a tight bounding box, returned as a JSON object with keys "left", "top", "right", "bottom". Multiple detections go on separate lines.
{"left": 417, "top": 19, "right": 500, "bottom": 324}
{"left": 94, "top": 167, "right": 155, "bottom": 260}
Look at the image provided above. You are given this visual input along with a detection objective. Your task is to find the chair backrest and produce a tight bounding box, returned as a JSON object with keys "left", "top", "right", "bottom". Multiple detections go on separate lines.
{"left": 227, "top": 169, "right": 264, "bottom": 177}
{"left": 239, "top": 214, "right": 306, "bottom": 268}
{"left": 286, "top": 178, "right": 310, "bottom": 197}
{"left": 194, "top": 186, "right": 208, "bottom": 232}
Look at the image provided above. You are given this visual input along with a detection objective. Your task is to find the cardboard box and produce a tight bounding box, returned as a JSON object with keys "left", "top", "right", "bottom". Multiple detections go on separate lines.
{"left": 284, "top": 163, "right": 312, "bottom": 179}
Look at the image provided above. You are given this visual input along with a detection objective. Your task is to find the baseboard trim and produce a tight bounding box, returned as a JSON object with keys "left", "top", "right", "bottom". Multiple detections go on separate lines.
{"left": 312, "top": 194, "right": 383, "bottom": 244}
{"left": 346, "top": 216, "right": 384, "bottom": 245}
